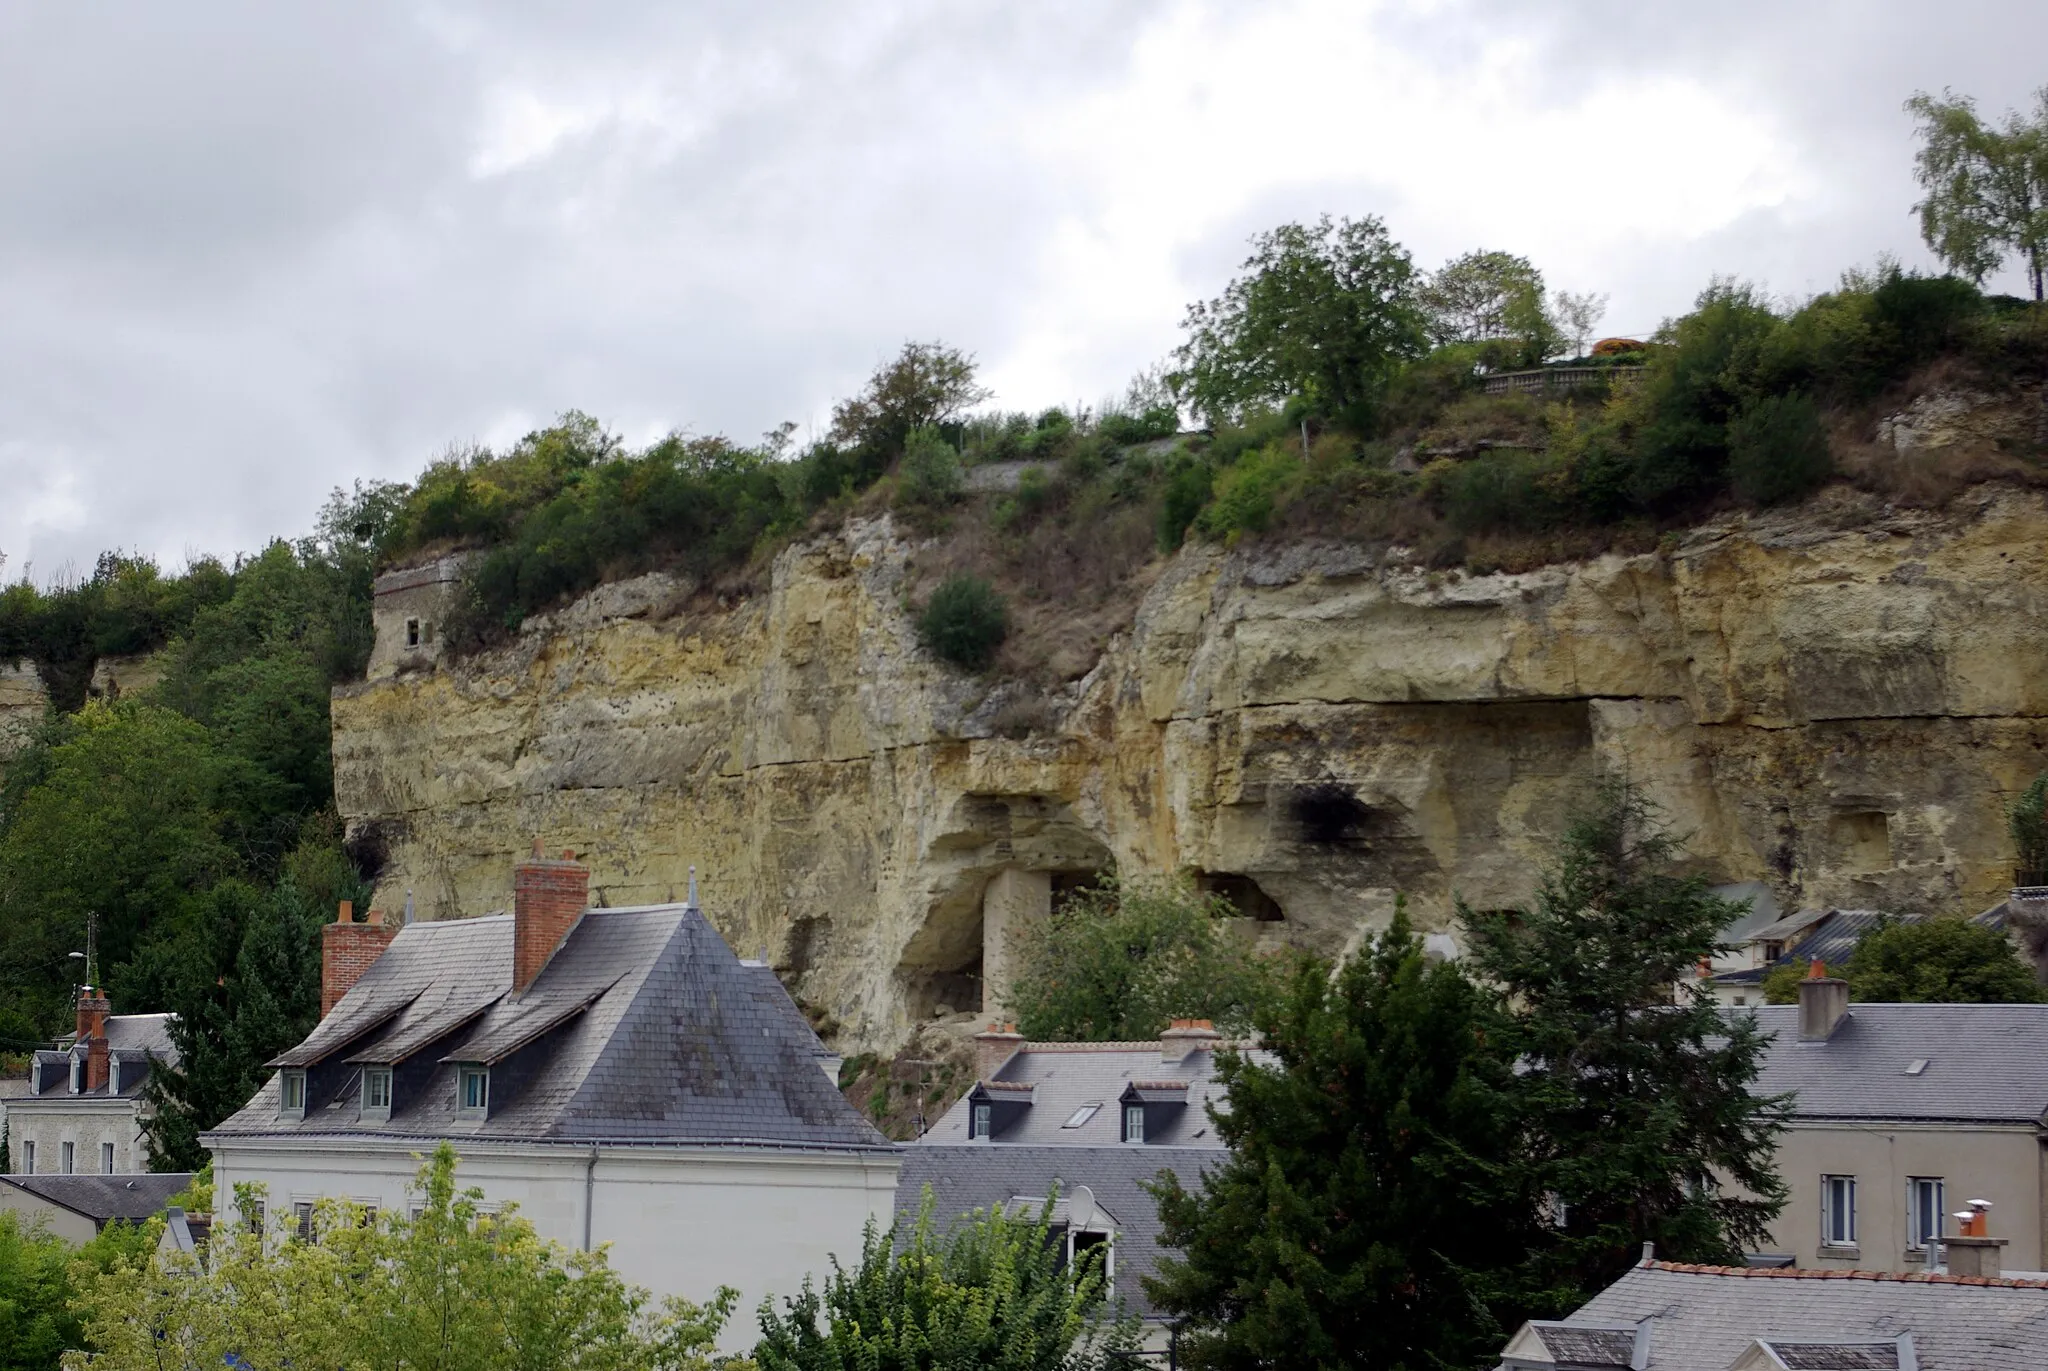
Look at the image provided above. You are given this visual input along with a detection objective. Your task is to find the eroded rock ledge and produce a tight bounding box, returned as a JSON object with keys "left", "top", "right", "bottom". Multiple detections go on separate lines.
{"left": 334, "top": 488, "right": 2048, "bottom": 1052}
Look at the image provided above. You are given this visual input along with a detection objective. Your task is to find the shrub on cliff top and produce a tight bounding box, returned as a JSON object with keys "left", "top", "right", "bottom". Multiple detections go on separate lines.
{"left": 916, "top": 574, "right": 1008, "bottom": 671}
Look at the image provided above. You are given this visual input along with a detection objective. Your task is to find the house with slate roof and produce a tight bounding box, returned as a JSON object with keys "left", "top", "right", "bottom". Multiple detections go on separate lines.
{"left": 205, "top": 846, "right": 899, "bottom": 1346}
{"left": 1496, "top": 1252, "right": 2048, "bottom": 1369}
{"left": 0, "top": 1171, "right": 193, "bottom": 1244}
{"left": 899, "top": 1019, "right": 1267, "bottom": 1345}
{"left": 1705, "top": 906, "right": 2009, "bottom": 1006}
{"left": 7, "top": 987, "right": 176, "bottom": 1175}
{"left": 1739, "top": 969, "right": 2048, "bottom": 1274}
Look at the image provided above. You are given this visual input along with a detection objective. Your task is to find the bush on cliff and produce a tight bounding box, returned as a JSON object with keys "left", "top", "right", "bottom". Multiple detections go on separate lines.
{"left": 916, "top": 574, "right": 1008, "bottom": 671}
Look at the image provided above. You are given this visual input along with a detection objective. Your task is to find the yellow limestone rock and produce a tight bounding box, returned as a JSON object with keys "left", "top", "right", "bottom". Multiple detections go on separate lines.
{"left": 334, "top": 491, "right": 2048, "bottom": 1053}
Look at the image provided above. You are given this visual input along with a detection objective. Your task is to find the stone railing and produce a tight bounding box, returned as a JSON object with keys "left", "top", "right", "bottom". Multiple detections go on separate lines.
{"left": 1481, "top": 365, "right": 1645, "bottom": 397}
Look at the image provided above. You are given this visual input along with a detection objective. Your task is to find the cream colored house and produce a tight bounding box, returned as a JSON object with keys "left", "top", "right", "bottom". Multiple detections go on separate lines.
{"left": 1743, "top": 975, "right": 2048, "bottom": 1273}
{"left": 8, "top": 993, "right": 176, "bottom": 1176}
{"left": 204, "top": 850, "right": 899, "bottom": 1351}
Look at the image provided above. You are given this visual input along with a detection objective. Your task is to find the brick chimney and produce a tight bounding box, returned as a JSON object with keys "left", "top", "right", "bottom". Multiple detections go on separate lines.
{"left": 1797, "top": 959, "right": 1850, "bottom": 1042}
{"left": 1946, "top": 1199, "right": 2007, "bottom": 1278}
{"left": 975, "top": 1023, "right": 1024, "bottom": 1080}
{"left": 75, "top": 986, "right": 111, "bottom": 1092}
{"left": 322, "top": 901, "right": 398, "bottom": 1018}
{"left": 514, "top": 843, "right": 589, "bottom": 991}
{"left": 1161, "top": 1018, "right": 1222, "bottom": 1065}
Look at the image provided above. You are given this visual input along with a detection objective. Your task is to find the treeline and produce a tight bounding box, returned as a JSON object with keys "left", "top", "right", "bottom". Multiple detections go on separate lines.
{"left": 0, "top": 492, "right": 390, "bottom": 1168}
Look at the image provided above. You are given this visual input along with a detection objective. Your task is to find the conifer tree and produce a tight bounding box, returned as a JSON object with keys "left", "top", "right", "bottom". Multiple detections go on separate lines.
{"left": 1463, "top": 782, "right": 1790, "bottom": 1310}
{"left": 1145, "top": 911, "right": 1536, "bottom": 1370}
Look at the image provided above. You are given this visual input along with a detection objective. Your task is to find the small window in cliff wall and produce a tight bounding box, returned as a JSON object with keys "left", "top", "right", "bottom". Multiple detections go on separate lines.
{"left": 1830, "top": 811, "right": 1891, "bottom": 872}
{"left": 1197, "top": 872, "right": 1284, "bottom": 922}
{"left": 405, "top": 617, "right": 422, "bottom": 648}
{"left": 1289, "top": 784, "right": 1376, "bottom": 848}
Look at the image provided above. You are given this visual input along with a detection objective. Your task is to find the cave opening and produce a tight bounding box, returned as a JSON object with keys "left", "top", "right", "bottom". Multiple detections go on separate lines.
{"left": 1288, "top": 783, "right": 1379, "bottom": 848}
{"left": 1197, "top": 871, "right": 1285, "bottom": 922}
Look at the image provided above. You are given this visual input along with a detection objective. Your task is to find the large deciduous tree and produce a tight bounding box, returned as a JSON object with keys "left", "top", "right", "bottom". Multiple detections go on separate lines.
{"left": 1906, "top": 87, "right": 2048, "bottom": 301}
{"left": 1173, "top": 215, "right": 1426, "bottom": 429}
{"left": 1005, "top": 875, "right": 1276, "bottom": 1041}
{"left": 1463, "top": 782, "right": 1790, "bottom": 1308}
{"left": 753, "top": 1189, "right": 1138, "bottom": 1371}
{"left": 1145, "top": 912, "right": 1536, "bottom": 1370}
{"left": 1419, "top": 249, "right": 1550, "bottom": 353}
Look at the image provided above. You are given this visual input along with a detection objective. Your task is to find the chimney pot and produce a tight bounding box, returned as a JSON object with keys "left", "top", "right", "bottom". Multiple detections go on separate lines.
{"left": 1161, "top": 1018, "right": 1223, "bottom": 1065}
{"left": 974, "top": 1024, "right": 1025, "bottom": 1081}
{"left": 1797, "top": 969, "right": 1850, "bottom": 1041}
{"left": 513, "top": 845, "right": 590, "bottom": 991}
{"left": 1945, "top": 1201, "right": 2006, "bottom": 1278}
{"left": 337, "top": 899, "right": 353, "bottom": 924}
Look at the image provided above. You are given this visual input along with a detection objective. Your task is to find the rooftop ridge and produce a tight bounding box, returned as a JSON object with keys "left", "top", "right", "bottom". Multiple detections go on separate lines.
{"left": 1014, "top": 1039, "right": 1257, "bottom": 1053}
{"left": 1649, "top": 1260, "right": 2048, "bottom": 1289}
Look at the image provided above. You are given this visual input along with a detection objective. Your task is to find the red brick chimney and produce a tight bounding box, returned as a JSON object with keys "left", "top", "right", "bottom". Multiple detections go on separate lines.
{"left": 75, "top": 986, "right": 111, "bottom": 1092}
{"left": 975, "top": 1023, "right": 1024, "bottom": 1081}
{"left": 514, "top": 843, "right": 589, "bottom": 991}
{"left": 322, "top": 901, "right": 398, "bottom": 1018}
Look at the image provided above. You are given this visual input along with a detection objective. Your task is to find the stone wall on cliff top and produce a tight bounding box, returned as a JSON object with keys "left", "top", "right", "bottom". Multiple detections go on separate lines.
{"left": 331, "top": 485, "right": 2048, "bottom": 1054}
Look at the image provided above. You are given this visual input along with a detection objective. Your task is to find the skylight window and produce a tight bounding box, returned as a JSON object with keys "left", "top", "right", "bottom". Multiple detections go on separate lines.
{"left": 1905, "top": 1058, "right": 1930, "bottom": 1076}
{"left": 1063, "top": 1103, "right": 1102, "bottom": 1129}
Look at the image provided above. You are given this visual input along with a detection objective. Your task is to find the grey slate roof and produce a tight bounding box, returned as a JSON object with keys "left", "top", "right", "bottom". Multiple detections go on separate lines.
{"left": 1760, "top": 1343, "right": 1901, "bottom": 1369}
{"left": 21, "top": 1013, "right": 177, "bottom": 1101}
{"left": 1716, "top": 909, "right": 2006, "bottom": 988}
{"left": 922, "top": 1042, "right": 1269, "bottom": 1147}
{"left": 0, "top": 1172, "right": 192, "bottom": 1224}
{"left": 1745, "top": 1003, "right": 2048, "bottom": 1123}
{"left": 1555, "top": 1262, "right": 2048, "bottom": 1370}
{"left": 1534, "top": 1324, "right": 1637, "bottom": 1365}
{"left": 208, "top": 904, "right": 890, "bottom": 1151}
{"left": 895, "top": 1144, "right": 1218, "bottom": 1320}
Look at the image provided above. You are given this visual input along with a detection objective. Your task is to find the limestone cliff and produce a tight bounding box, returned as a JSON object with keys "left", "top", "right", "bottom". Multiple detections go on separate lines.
{"left": 333, "top": 487, "right": 2048, "bottom": 1053}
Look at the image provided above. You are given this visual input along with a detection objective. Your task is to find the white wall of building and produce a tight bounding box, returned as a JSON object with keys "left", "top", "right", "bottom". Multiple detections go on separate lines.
{"left": 8, "top": 1101, "right": 152, "bottom": 1175}
{"left": 212, "top": 1139, "right": 900, "bottom": 1349}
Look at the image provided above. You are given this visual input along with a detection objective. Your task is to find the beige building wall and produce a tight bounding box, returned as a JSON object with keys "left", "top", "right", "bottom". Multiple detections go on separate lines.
{"left": 8, "top": 1101, "right": 153, "bottom": 1175}
{"left": 1762, "top": 1120, "right": 2047, "bottom": 1271}
{"left": 0, "top": 1187, "right": 97, "bottom": 1244}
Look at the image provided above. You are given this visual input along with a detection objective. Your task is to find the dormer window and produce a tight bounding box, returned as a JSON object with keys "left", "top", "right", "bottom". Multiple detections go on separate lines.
{"left": 457, "top": 1065, "right": 490, "bottom": 1118}
{"left": 109, "top": 1058, "right": 120, "bottom": 1095}
{"left": 1122, "top": 1104, "right": 1145, "bottom": 1143}
{"left": 279, "top": 1069, "right": 307, "bottom": 1119}
{"left": 70, "top": 1055, "right": 82, "bottom": 1095}
{"left": 362, "top": 1067, "right": 393, "bottom": 1123}
{"left": 972, "top": 1103, "right": 992, "bottom": 1140}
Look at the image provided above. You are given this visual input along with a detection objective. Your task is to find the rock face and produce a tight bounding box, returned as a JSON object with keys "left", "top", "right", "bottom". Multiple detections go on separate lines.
{"left": 333, "top": 489, "right": 2048, "bottom": 1053}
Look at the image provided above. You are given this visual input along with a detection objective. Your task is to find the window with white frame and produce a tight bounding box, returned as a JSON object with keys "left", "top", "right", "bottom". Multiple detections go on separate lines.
{"left": 457, "top": 1065, "right": 489, "bottom": 1117}
{"left": 294, "top": 1201, "right": 315, "bottom": 1242}
{"left": 69, "top": 1055, "right": 81, "bottom": 1094}
{"left": 279, "top": 1069, "right": 307, "bottom": 1118}
{"left": 60, "top": 1141, "right": 74, "bottom": 1174}
{"left": 1069, "top": 1228, "right": 1115, "bottom": 1296}
{"left": 1908, "top": 1177, "right": 1945, "bottom": 1252}
{"left": 1821, "top": 1174, "right": 1857, "bottom": 1247}
{"left": 1122, "top": 1104, "right": 1145, "bottom": 1144}
{"left": 100, "top": 1141, "right": 115, "bottom": 1174}
{"left": 971, "top": 1103, "right": 992, "bottom": 1140}
{"left": 363, "top": 1067, "right": 393, "bottom": 1120}
{"left": 245, "top": 1199, "right": 265, "bottom": 1235}
{"left": 20, "top": 1140, "right": 33, "bottom": 1173}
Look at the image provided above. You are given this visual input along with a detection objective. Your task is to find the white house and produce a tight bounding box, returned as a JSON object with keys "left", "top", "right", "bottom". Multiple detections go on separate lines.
{"left": 204, "top": 848, "right": 900, "bottom": 1348}
{"left": 7, "top": 990, "right": 176, "bottom": 1175}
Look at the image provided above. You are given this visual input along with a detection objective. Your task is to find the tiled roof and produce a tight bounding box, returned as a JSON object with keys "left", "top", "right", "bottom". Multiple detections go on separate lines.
{"left": 1552, "top": 1262, "right": 2048, "bottom": 1369}
{"left": 1757, "top": 1341, "right": 1900, "bottom": 1369}
{"left": 895, "top": 1144, "right": 1219, "bottom": 1319}
{"left": 923, "top": 1043, "right": 1268, "bottom": 1147}
{"left": 208, "top": 904, "right": 890, "bottom": 1152}
{"left": 0, "top": 1172, "right": 193, "bottom": 1224}
{"left": 1716, "top": 908, "right": 2007, "bottom": 987}
{"left": 21, "top": 1014, "right": 177, "bottom": 1101}
{"left": 1745, "top": 1003, "right": 2048, "bottom": 1123}
{"left": 1534, "top": 1324, "right": 1636, "bottom": 1364}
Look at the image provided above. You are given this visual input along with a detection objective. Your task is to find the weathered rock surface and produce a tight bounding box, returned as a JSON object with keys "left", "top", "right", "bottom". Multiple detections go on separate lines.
{"left": 333, "top": 489, "right": 2048, "bottom": 1052}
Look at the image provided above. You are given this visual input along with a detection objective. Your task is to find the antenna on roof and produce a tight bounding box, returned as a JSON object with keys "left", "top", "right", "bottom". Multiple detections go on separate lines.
{"left": 685, "top": 866, "right": 699, "bottom": 912}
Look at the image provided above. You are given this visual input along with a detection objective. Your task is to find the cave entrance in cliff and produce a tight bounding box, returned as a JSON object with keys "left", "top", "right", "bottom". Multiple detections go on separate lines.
{"left": 1196, "top": 871, "right": 1285, "bottom": 922}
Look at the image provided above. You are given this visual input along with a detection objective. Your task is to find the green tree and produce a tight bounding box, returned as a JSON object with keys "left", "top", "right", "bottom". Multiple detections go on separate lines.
{"left": 1006, "top": 875, "right": 1276, "bottom": 1041}
{"left": 753, "top": 1188, "right": 1136, "bottom": 1371}
{"left": 1419, "top": 249, "right": 1555, "bottom": 362}
{"left": 1848, "top": 917, "right": 2042, "bottom": 1003}
{"left": 1906, "top": 88, "right": 2048, "bottom": 300}
{"left": 1174, "top": 216, "right": 1426, "bottom": 429}
{"left": 830, "top": 343, "right": 992, "bottom": 467}
{"left": 1463, "top": 782, "right": 1790, "bottom": 1311}
{"left": 1146, "top": 912, "right": 1536, "bottom": 1370}
{"left": 2011, "top": 772, "right": 2048, "bottom": 883}
{"left": 1726, "top": 392, "right": 1833, "bottom": 507}
{"left": 916, "top": 575, "right": 1008, "bottom": 672}
{"left": 0, "top": 702, "right": 230, "bottom": 1030}
{"left": 65, "top": 1145, "right": 741, "bottom": 1371}
{"left": 895, "top": 427, "right": 965, "bottom": 509}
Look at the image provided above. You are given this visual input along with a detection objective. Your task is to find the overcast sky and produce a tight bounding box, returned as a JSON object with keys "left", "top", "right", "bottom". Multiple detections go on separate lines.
{"left": 1, "top": 1, "right": 2040, "bottom": 578}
